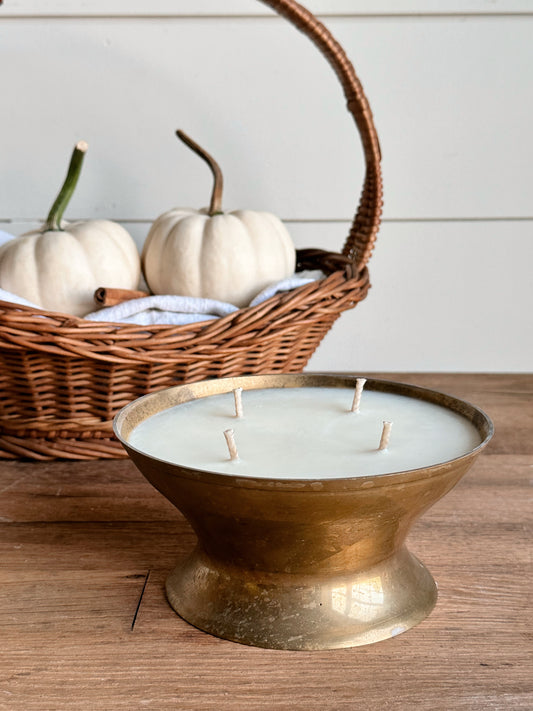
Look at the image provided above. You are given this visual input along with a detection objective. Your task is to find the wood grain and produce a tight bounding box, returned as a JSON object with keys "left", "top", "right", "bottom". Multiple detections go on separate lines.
{"left": 0, "top": 374, "right": 531, "bottom": 710}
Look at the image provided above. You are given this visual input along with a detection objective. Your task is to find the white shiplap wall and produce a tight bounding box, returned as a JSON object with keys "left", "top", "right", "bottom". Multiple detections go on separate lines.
{"left": 1, "top": 1, "right": 531, "bottom": 372}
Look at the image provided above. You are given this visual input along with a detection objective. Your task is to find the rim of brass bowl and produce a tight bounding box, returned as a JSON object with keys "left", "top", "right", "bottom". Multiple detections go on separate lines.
{"left": 113, "top": 373, "right": 494, "bottom": 490}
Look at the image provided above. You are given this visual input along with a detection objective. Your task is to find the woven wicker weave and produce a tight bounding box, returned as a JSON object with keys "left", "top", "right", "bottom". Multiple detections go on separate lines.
{"left": 0, "top": 0, "right": 382, "bottom": 460}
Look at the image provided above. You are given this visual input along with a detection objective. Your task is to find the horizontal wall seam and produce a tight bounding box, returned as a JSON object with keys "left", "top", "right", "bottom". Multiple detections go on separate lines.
{"left": 2, "top": 13, "right": 533, "bottom": 20}
{"left": 2, "top": 217, "right": 533, "bottom": 225}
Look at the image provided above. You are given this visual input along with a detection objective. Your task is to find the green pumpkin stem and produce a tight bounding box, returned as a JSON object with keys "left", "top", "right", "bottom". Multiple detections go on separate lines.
{"left": 176, "top": 130, "right": 224, "bottom": 216}
{"left": 45, "top": 140, "right": 88, "bottom": 231}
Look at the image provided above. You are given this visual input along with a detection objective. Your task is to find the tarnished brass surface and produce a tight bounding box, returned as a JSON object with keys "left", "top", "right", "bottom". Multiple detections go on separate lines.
{"left": 114, "top": 374, "right": 493, "bottom": 650}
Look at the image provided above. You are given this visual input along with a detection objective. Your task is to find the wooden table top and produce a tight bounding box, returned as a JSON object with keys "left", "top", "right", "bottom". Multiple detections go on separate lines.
{"left": 1, "top": 373, "right": 531, "bottom": 710}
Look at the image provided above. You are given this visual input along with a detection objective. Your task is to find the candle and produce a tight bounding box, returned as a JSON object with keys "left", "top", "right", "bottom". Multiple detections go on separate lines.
{"left": 127, "top": 386, "right": 482, "bottom": 480}
{"left": 115, "top": 375, "right": 494, "bottom": 651}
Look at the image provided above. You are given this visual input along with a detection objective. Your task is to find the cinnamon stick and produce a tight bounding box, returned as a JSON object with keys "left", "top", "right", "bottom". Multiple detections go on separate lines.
{"left": 94, "top": 287, "right": 150, "bottom": 307}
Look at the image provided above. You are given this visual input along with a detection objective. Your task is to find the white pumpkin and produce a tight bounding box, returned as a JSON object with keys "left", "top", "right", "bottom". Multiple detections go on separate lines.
{"left": 0, "top": 141, "right": 140, "bottom": 317}
{"left": 142, "top": 131, "right": 296, "bottom": 308}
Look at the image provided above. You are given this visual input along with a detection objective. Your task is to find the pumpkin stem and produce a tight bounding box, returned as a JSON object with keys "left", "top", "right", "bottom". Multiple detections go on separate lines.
{"left": 176, "top": 130, "right": 224, "bottom": 216}
{"left": 45, "top": 140, "right": 88, "bottom": 231}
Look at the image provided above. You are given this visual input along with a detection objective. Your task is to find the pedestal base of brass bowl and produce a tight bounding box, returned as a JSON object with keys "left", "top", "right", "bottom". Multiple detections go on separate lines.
{"left": 166, "top": 545, "right": 437, "bottom": 650}
{"left": 114, "top": 374, "right": 493, "bottom": 651}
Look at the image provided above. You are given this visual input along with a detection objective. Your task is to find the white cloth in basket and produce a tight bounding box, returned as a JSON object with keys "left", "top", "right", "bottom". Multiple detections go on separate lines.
{"left": 0, "top": 231, "right": 322, "bottom": 326}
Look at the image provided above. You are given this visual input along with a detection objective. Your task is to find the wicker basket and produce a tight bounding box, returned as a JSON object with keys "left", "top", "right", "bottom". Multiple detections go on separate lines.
{"left": 0, "top": 0, "right": 382, "bottom": 460}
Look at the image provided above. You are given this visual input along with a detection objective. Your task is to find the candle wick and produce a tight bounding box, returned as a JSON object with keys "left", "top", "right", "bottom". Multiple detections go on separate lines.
{"left": 224, "top": 428, "right": 239, "bottom": 461}
{"left": 350, "top": 378, "right": 367, "bottom": 413}
{"left": 378, "top": 421, "right": 393, "bottom": 451}
{"left": 234, "top": 387, "right": 243, "bottom": 418}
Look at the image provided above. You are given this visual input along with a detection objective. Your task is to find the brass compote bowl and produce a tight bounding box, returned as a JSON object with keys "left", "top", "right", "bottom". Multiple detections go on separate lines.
{"left": 114, "top": 374, "right": 493, "bottom": 650}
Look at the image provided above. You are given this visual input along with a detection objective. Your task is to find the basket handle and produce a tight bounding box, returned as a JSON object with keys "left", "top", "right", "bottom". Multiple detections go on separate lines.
{"left": 259, "top": 0, "right": 383, "bottom": 273}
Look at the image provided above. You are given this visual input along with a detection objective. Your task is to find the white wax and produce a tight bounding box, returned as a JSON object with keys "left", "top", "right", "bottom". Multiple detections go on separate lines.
{"left": 128, "top": 387, "right": 482, "bottom": 480}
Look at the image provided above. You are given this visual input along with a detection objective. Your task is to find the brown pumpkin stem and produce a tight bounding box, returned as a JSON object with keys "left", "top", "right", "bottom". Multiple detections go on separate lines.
{"left": 176, "top": 130, "right": 224, "bottom": 216}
